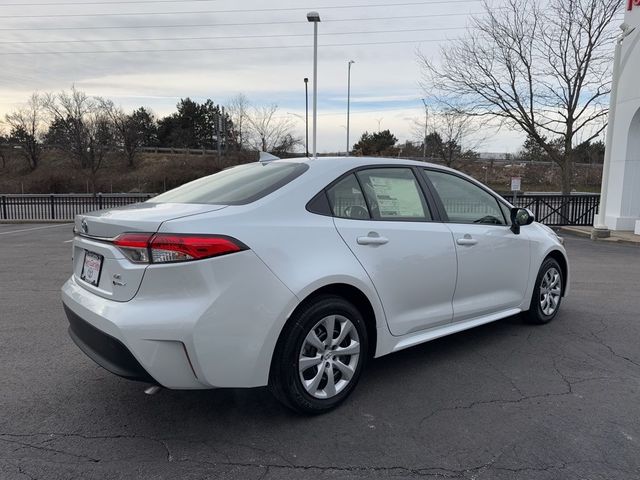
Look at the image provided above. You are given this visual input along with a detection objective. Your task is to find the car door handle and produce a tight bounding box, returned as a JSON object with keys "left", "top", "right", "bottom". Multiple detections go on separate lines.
{"left": 456, "top": 236, "right": 478, "bottom": 246}
{"left": 357, "top": 232, "right": 389, "bottom": 246}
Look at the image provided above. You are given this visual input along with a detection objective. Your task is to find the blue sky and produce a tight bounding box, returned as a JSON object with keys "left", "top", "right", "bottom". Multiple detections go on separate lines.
{"left": 0, "top": 0, "right": 527, "bottom": 153}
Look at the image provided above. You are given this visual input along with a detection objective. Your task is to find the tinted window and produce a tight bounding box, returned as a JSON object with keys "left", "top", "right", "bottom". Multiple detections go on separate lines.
{"left": 307, "top": 190, "right": 332, "bottom": 216}
{"left": 425, "top": 170, "right": 506, "bottom": 225}
{"left": 148, "top": 162, "right": 308, "bottom": 205}
{"left": 356, "top": 168, "right": 431, "bottom": 220}
{"left": 499, "top": 201, "right": 513, "bottom": 225}
{"left": 326, "top": 174, "right": 370, "bottom": 219}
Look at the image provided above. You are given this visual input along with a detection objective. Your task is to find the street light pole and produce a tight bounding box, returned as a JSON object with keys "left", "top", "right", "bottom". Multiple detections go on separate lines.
{"left": 304, "top": 77, "right": 309, "bottom": 157}
{"left": 421, "top": 98, "right": 428, "bottom": 159}
{"left": 307, "top": 12, "right": 321, "bottom": 158}
{"left": 346, "top": 60, "right": 355, "bottom": 156}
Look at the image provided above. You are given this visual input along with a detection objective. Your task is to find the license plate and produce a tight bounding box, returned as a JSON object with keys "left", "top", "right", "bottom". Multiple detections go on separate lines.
{"left": 81, "top": 250, "right": 103, "bottom": 287}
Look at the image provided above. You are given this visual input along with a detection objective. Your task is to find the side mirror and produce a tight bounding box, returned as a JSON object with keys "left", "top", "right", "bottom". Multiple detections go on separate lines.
{"left": 510, "top": 208, "right": 534, "bottom": 234}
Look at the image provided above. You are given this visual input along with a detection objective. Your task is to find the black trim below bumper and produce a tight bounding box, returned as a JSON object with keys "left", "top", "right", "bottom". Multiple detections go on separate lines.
{"left": 64, "top": 304, "right": 157, "bottom": 384}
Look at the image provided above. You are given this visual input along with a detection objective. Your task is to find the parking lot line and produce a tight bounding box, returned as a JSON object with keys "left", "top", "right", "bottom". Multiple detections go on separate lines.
{"left": 0, "top": 223, "right": 72, "bottom": 236}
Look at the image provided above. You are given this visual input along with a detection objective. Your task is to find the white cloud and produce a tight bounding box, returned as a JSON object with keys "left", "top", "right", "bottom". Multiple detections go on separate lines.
{"left": 0, "top": 0, "right": 523, "bottom": 152}
{"left": 329, "top": 94, "right": 420, "bottom": 103}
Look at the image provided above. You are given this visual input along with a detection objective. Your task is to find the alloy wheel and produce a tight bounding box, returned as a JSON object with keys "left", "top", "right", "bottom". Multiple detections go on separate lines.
{"left": 539, "top": 267, "right": 561, "bottom": 316}
{"left": 298, "top": 314, "right": 361, "bottom": 399}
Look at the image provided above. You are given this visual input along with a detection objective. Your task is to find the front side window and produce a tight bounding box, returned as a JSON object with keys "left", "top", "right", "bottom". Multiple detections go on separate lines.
{"left": 148, "top": 162, "right": 308, "bottom": 205}
{"left": 425, "top": 170, "right": 506, "bottom": 225}
{"left": 356, "top": 168, "right": 431, "bottom": 221}
{"left": 499, "top": 201, "right": 513, "bottom": 225}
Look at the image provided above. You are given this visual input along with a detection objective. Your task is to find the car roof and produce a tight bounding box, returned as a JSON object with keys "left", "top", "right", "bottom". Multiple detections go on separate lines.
{"left": 271, "top": 156, "right": 461, "bottom": 178}
{"left": 275, "top": 156, "right": 450, "bottom": 170}
{"left": 266, "top": 156, "right": 511, "bottom": 206}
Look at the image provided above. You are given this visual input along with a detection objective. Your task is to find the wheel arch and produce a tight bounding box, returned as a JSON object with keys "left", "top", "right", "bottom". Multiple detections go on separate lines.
{"left": 545, "top": 249, "right": 569, "bottom": 296}
{"left": 271, "top": 282, "right": 381, "bottom": 372}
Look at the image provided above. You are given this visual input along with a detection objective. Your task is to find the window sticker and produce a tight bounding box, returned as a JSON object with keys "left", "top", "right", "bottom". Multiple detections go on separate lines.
{"left": 369, "top": 176, "right": 425, "bottom": 218}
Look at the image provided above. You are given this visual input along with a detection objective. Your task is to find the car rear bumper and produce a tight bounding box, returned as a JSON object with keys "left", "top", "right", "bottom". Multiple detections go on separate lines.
{"left": 61, "top": 250, "right": 298, "bottom": 390}
{"left": 64, "top": 304, "right": 157, "bottom": 384}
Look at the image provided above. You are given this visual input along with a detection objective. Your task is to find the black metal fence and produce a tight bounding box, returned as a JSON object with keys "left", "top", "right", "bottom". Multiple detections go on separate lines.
{"left": 0, "top": 194, "right": 155, "bottom": 221}
{"left": 502, "top": 193, "right": 600, "bottom": 226}
{"left": 0, "top": 192, "right": 599, "bottom": 226}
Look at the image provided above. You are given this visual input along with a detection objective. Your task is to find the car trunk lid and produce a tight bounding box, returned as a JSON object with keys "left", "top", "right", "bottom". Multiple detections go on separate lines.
{"left": 74, "top": 202, "right": 226, "bottom": 239}
{"left": 72, "top": 202, "right": 227, "bottom": 301}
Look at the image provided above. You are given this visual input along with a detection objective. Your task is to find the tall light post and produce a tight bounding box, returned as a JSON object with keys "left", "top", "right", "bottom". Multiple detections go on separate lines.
{"left": 421, "top": 98, "right": 429, "bottom": 159}
{"left": 307, "top": 11, "right": 320, "bottom": 158}
{"left": 304, "top": 77, "right": 309, "bottom": 157}
{"left": 346, "top": 60, "right": 355, "bottom": 156}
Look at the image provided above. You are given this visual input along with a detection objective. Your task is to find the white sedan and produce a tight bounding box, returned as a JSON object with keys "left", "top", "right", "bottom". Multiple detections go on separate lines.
{"left": 62, "top": 157, "right": 568, "bottom": 413}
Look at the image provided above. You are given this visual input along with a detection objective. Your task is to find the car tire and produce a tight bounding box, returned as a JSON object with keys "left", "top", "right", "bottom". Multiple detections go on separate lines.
{"left": 269, "top": 295, "right": 368, "bottom": 414}
{"left": 524, "top": 257, "right": 563, "bottom": 325}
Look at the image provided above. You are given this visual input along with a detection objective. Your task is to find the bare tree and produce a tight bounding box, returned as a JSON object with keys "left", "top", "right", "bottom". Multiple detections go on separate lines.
{"left": 43, "top": 87, "right": 116, "bottom": 192}
{"left": 246, "top": 104, "right": 301, "bottom": 154}
{"left": 226, "top": 93, "right": 251, "bottom": 150}
{"left": 420, "top": 0, "right": 620, "bottom": 193}
{"left": 435, "top": 109, "right": 485, "bottom": 166}
{"left": 4, "top": 93, "right": 45, "bottom": 170}
{"left": 411, "top": 107, "right": 484, "bottom": 166}
{"left": 99, "top": 100, "right": 152, "bottom": 167}
{"left": 0, "top": 124, "right": 7, "bottom": 169}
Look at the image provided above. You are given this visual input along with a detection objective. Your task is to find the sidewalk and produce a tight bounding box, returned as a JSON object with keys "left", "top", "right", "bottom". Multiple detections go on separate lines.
{"left": 558, "top": 226, "right": 640, "bottom": 246}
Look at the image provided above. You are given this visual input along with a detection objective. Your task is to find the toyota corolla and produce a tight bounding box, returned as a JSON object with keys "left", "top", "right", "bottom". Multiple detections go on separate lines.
{"left": 62, "top": 157, "right": 568, "bottom": 413}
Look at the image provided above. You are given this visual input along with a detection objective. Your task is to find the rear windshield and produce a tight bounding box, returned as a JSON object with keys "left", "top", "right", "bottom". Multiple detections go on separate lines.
{"left": 148, "top": 161, "right": 308, "bottom": 205}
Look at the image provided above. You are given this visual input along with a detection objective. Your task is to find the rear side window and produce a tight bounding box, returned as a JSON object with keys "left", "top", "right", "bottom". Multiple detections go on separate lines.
{"left": 326, "top": 174, "right": 370, "bottom": 219}
{"left": 148, "top": 162, "right": 308, "bottom": 205}
{"left": 356, "top": 168, "right": 431, "bottom": 221}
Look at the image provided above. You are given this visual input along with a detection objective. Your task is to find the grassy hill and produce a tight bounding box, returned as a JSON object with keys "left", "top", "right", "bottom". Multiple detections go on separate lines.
{"left": 0, "top": 148, "right": 602, "bottom": 195}
{"left": 0, "top": 149, "right": 255, "bottom": 194}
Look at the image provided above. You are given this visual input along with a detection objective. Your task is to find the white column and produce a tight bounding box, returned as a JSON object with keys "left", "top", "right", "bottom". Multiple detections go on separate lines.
{"left": 599, "top": 7, "right": 640, "bottom": 232}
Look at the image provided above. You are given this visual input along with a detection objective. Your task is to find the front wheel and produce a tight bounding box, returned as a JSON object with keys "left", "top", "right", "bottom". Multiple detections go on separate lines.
{"left": 269, "top": 295, "right": 368, "bottom": 414}
{"left": 524, "top": 257, "right": 563, "bottom": 325}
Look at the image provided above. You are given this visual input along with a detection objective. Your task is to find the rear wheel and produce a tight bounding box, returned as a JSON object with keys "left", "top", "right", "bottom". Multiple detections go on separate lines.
{"left": 524, "top": 257, "right": 563, "bottom": 325}
{"left": 269, "top": 295, "right": 368, "bottom": 414}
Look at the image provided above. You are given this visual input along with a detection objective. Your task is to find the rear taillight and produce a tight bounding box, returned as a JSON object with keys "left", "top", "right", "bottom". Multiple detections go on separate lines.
{"left": 112, "top": 233, "right": 247, "bottom": 264}
{"left": 113, "top": 233, "right": 153, "bottom": 263}
{"left": 150, "top": 234, "right": 244, "bottom": 263}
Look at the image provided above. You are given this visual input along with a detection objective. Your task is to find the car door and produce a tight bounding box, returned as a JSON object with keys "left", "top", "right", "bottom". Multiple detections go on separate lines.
{"left": 423, "top": 169, "right": 531, "bottom": 322}
{"left": 328, "top": 167, "right": 458, "bottom": 336}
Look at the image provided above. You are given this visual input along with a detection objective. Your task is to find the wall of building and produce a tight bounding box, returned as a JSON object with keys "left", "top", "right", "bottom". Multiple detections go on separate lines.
{"left": 602, "top": 3, "right": 640, "bottom": 232}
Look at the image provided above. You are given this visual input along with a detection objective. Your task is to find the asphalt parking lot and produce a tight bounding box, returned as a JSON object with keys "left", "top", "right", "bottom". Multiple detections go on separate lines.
{"left": 1, "top": 223, "right": 639, "bottom": 480}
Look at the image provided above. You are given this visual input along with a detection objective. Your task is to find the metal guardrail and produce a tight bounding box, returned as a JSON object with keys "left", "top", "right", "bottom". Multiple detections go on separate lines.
{"left": 0, "top": 193, "right": 155, "bottom": 221}
{"left": 398, "top": 156, "right": 603, "bottom": 167}
{"left": 0, "top": 192, "right": 599, "bottom": 226}
{"left": 2, "top": 144, "right": 223, "bottom": 156}
{"left": 138, "top": 146, "right": 221, "bottom": 155}
{"left": 503, "top": 194, "right": 600, "bottom": 226}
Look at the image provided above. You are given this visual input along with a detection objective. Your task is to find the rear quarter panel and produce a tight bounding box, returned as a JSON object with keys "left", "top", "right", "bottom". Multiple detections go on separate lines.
{"left": 158, "top": 174, "right": 391, "bottom": 362}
